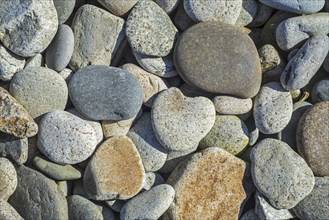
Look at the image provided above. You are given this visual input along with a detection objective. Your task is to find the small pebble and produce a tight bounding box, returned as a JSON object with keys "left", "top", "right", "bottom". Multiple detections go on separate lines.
{"left": 0, "top": 158, "right": 17, "bottom": 201}
{"left": 0, "top": 132, "right": 28, "bottom": 164}
{"left": 212, "top": 95, "right": 252, "bottom": 115}
{"left": 0, "top": 45, "right": 25, "bottom": 81}
{"left": 97, "top": 0, "right": 139, "bottom": 17}
{"left": 173, "top": 0, "right": 196, "bottom": 31}
{"left": 102, "top": 113, "right": 139, "bottom": 139}
{"left": 312, "top": 78, "right": 329, "bottom": 103}
{"left": 258, "top": 44, "right": 282, "bottom": 74}
{"left": 25, "top": 54, "right": 44, "bottom": 68}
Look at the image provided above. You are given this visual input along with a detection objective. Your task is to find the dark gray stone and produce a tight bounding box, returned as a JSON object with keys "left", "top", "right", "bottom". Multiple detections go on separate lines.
{"left": 249, "top": 1, "right": 273, "bottom": 27}
{"left": 69, "top": 65, "right": 143, "bottom": 121}
{"left": 53, "top": 0, "right": 76, "bottom": 24}
{"left": 0, "top": 132, "right": 28, "bottom": 164}
{"left": 312, "top": 78, "right": 329, "bottom": 103}
{"left": 174, "top": 21, "right": 261, "bottom": 98}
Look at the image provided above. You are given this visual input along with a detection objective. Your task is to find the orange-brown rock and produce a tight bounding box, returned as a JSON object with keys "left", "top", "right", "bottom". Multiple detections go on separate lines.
{"left": 84, "top": 136, "right": 145, "bottom": 200}
{"left": 165, "top": 147, "right": 247, "bottom": 220}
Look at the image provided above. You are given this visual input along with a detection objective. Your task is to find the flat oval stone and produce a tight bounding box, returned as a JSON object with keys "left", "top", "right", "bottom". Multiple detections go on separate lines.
{"left": 97, "top": 0, "right": 139, "bottom": 16}
{"left": 312, "top": 78, "right": 329, "bottom": 103}
{"left": 69, "top": 65, "right": 143, "bottom": 121}
{"left": 151, "top": 88, "right": 215, "bottom": 151}
{"left": 184, "top": 0, "right": 242, "bottom": 24}
{"left": 276, "top": 13, "right": 329, "bottom": 51}
{"left": 199, "top": 115, "right": 249, "bottom": 155}
{"left": 8, "top": 166, "right": 68, "bottom": 220}
{"left": 253, "top": 82, "right": 293, "bottom": 134}
{"left": 84, "top": 136, "right": 145, "bottom": 200}
{"left": 165, "top": 147, "right": 247, "bottom": 219}
{"left": 70, "top": 5, "right": 125, "bottom": 71}
{"left": 259, "top": 0, "right": 325, "bottom": 14}
{"left": 212, "top": 95, "right": 252, "bottom": 115}
{"left": 0, "top": 44, "right": 25, "bottom": 81}
{"left": 127, "top": 112, "right": 168, "bottom": 172}
{"left": 297, "top": 101, "right": 329, "bottom": 176}
{"left": 53, "top": 0, "right": 76, "bottom": 24}
{"left": 0, "top": 199, "right": 23, "bottom": 220}
{"left": 0, "top": 0, "right": 58, "bottom": 57}
{"left": 280, "top": 35, "right": 329, "bottom": 91}
{"left": 126, "top": 0, "right": 178, "bottom": 57}
{"left": 38, "top": 110, "right": 98, "bottom": 164}
{"left": 9, "top": 67, "right": 68, "bottom": 119}
{"left": 120, "top": 184, "right": 174, "bottom": 220}
{"left": 251, "top": 138, "right": 315, "bottom": 209}
{"left": 174, "top": 21, "right": 261, "bottom": 98}
{"left": 46, "top": 24, "right": 74, "bottom": 72}
{"left": 0, "top": 158, "right": 17, "bottom": 201}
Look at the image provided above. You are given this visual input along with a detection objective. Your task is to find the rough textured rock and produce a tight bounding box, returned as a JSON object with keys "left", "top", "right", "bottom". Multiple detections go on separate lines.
{"left": 0, "top": 44, "right": 25, "bottom": 81}
{"left": 84, "top": 136, "right": 145, "bottom": 200}
{"left": 0, "top": 199, "right": 23, "bottom": 220}
{"left": 0, "top": 89, "right": 38, "bottom": 138}
{"left": 297, "top": 101, "right": 329, "bottom": 176}
{"left": 97, "top": 0, "right": 139, "bottom": 16}
{"left": 165, "top": 147, "right": 247, "bottom": 220}
{"left": 292, "top": 177, "right": 329, "bottom": 220}
{"left": 0, "top": 158, "right": 17, "bottom": 201}
{"left": 151, "top": 88, "right": 215, "bottom": 151}
{"left": 121, "top": 184, "right": 175, "bottom": 220}
{"left": 212, "top": 96, "right": 252, "bottom": 115}
{"left": 174, "top": 21, "right": 261, "bottom": 98}
{"left": 184, "top": 0, "right": 242, "bottom": 24}
{"left": 53, "top": 0, "right": 76, "bottom": 24}
{"left": 0, "top": 0, "right": 58, "bottom": 57}
{"left": 70, "top": 5, "right": 125, "bottom": 71}
{"left": 259, "top": 0, "right": 325, "bottom": 14}
{"left": 37, "top": 110, "right": 98, "bottom": 164}
{"left": 126, "top": 0, "right": 178, "bottom": 57}
{"left": 8, "top": 166, "right": 68, "bottom": 220}
{"left": 9, "top": 67, "right": 68, "bottom": 119}
{"left": 253, "top": 82, "right": 293, "bottom": 134}
{"left": 251, "top": 138, "right": 315, "bottom": 209}
{"left": 199, "top": 115, "right": 249, "bottom": 155}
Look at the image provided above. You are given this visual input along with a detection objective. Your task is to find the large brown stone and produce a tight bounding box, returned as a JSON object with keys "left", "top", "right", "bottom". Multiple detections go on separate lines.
{"left": 165, "top": 147, "right": 246, "bottom": 220}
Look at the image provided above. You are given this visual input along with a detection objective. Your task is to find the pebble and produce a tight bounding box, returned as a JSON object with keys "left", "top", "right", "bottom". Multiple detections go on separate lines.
{"left": 97, "top": 0, "right": 139, "bottom": 16}
{"left": 235, "top": 0, "right": 258, "bottom": 26}
{"left": 165, "top": 147, "right": 247, "bottom": 219}
{"left": 174, "top": 21, "right": 261, "bottom": 98}
{"left": 183, "top": 0, "right": 242, "bottom": 24}
{"left": 240, "top": 209, "right": 260, "bottom": 220}
{"left": 249, "top": 2, "right": 273, "bottom": 27}
{"left": 0, "top": 133, "right": 28, "bottom": 164}
{"left": 0, "top": 158, "right": 17, "bottom": 201}
{"left": 212, "top": 96, "right": 252, "bottom": 115}
{"left": 258, "top": 44, "right": 281, "bottom": 74}
{"left": 143, "top": 172, "right": 165, "bottom": 191}
{"left": 84, "top": 136, "right": 145, "bottom": 200}
{"left": 8, "top": 165, "right": 68, "bottom": 220}
{"left": 127, "top": 112, "right": 168, "bottom": 172}
{"left": 70, "top": 4, "right": 125, "bottom": 71}
{"left": 37, "top": 110, "right": 98, "bottom": 164}
{"left": 102, "top": 113, "right": 139, "bottom": 139}
{"left": 312, "top": 78, "right": 329, "bottom": 103}
{"left": 253, "top": 82, "right": 293, "bottom": 134}
{"left": 0, "top": 199, "right": 23, "bottom": 220}
{"left": 121, "top": 63, "right": 168, "bottom": 107}
{"left": 0, "top": 0, "right": 58, "bottom": 57}
{"left": 151, "top": 88, "right": 215, "bottom": 151}
{"left": 25, "top": 54, "right": 44, "bottom": 68}
{"left": 69, "top": 65, "right": 143, "bottom": 121}
{"left": 126, "top": 0, "right": 178, "bottom": 57}
{"left": 281, "top": 35, "right": 329, "bottom": 91}
{"left": 199, "top": 115, "right": 249, "bottom": 155}
{"left": 155, "top": 0, "right": 179, "bottom": 13}
{"left": 292, "top": 177, "right": 329, "bottom": 220}
{"left": 173, "top": 0, "right": 196, "bottom": 31}
{"left": 132, "top": 51, "right": 178, "bottom": 78}
{"left": 0, "top": 45, "right": 25, "bottom": 81}
{"left": 276, "top": 13, "right": 329, "bottom": 51}
{"left": 121, "top": 184, "right": 174, "bottom": 220}
{"left": 296, "top": 101, "right": 329, "bottom": 176}
{"left": 9, "top": 67, "right": 68, "bottom": 119}
{"left": 251, "top": 138, "right": 315, "bottom": 209}
{"left": 46, "top": 24, "right": 74, "bottom": 72}
{"left": 106, "top": 199, "right": 127, "bottom": 213}
{"left": 57, "top": 181, "right": 71, "bottom": 197}
{"left": 255, "top": 190, "right": 295, "bottom": 220}
{"left": 33, "top": 156, "right": 82, "bottom": 181}
{"left": 259, "top": 0, "right": 325, "bottom": 14}
{"left": 179, "top": 83, "right": 215, "bottom": 99}
{"left": 53, "top": 0, "right": 76, "bottom": 24}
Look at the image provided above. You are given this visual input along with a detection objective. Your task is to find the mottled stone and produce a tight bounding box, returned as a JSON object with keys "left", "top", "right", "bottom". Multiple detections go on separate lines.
{"left": 0, "top": 158, "right": 17, "bottom": 201}
{"left": 8, "top": 166, "right": 68, "bottom": 220}
{"left": 165, "top": 147, "right": 247, "bottom": 220}
{"left": 121, "top": 184, "right": 174, "bottom": 220}
{"left": 155, "top": 0, "right": 179, "bottom": 13}
{"left": 297, "top": 101, "right": 329, "bottom": 176}
{"left": 0, "top": 90, "right": 38, "bottom": 138}
{"left": 97, "top": 0, "right": 139, "bottom": 16}
{"left": 258, "top": 44, "right": 281, "bottom": 74}
{"left": 0, "top": 0, "right": 58, "bottom": 57}
{"left": 126, "top": 0, "right": 178, "bottom": 56}
{"left": 0, "top": 199, "right": 23, "bottom": 220}
{"left": 70, "top": 5, "right": 125, "bottom": 71}
{"left": 9, "top": 67, "right": 68, "bottom": 119}
{"left": 200, "top": 115, "right": 249, "bottom": 155}
{"left": 38, "top": 110, "right": 98, "bottom": 164}
{"left": 251, "top": 138, "right": 315, "bottom": 209}
{"left": 53, "top": 0, "right": 76, "bottom": 24}
{"left": 260, "top": 0, "right": 325, "bottom": 14}
{"left": 174, "top": 21, "right": 261, "bottom": 98}
{"left": 312, "top": 78, "right": 329, "bottom": 103}
{"left": 0, "top": 132, "right": 28, "bottom": 164}
{"left": 213, "top": 96, "right": 252, "bottom": 115}
{"left": 84, "top": 136, "right": 145, "bottom": 200}
{"left": 184, "top": 0, "right": 242, "bottom": 24}
{"left": 281, "top": 35, "right": 329, "bottom": 91}
{"left": 253, "top": 82, "right": 293, "bottom": 134}
{"left": 0, "top": 45, "right": 25, "bottom": 81}
{"left": 235, "top": 0, "right": 257, "bottom": 26}
{"left": 152, "top": 88, "right": 215, "bottom": 151}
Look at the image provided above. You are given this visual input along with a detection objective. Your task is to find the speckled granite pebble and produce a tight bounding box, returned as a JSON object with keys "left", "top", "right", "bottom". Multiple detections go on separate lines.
{"left": 235, "top": 0, "right": 257, "bottom": 26}
{"left": 97, "top": 0, "right": 139, "bottom": 16}
{"left": 0, "top": 45, "right": 25, "bottom": 81}
{"left": 0, "top": 199, "right": 23, "bottom": 220}
{"left": 213, "top": 96, "right": 252, "bottom": 115}
{"left": 0, "top": 158, "right": 17, "bottom": 201}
